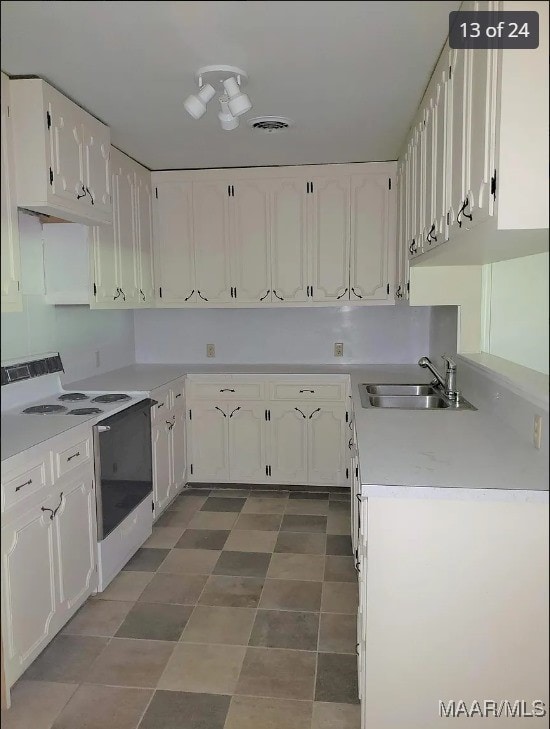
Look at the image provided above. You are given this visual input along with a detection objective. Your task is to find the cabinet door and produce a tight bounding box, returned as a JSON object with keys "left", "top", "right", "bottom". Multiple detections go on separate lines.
{"left": 115, "top": 161, "right": 139, "bottom": 305}
{"left": 269, "top": 404, "right": 308, "bottom": 484}
{"left": 135, "top": 169, "right": 155, "bottom": 305}
{"left": 228, "top": 403, "right": 267, "bottom": 483}
{"left": 193, "top": 181, "right": 232, "bottom": 303}
{"left": 188, "top": 403, "right": 230, "bottom": 482}
{"left": 48, "top": 92, "right": 85, "bottom": 208}
{"left": 448, "top": 45, "right": 469, "bottom": 232}
{"left": 92, "top": 167, "right": 119, "bottom": 305}
{"left": 465, "top": 0, "right": 498, "bottom": 226}
{"left": 350, "top": 172, "right": 392, "bottom": 301}
{"left": 172, "top": 394, "right": 187, "bottom": 491}
{"left": 54, "top": 480, "right": 96, "bottom": 615}
{"left": 422, "top": 100, "right": 436, "bottom": 251}
{"left": 270, "top": 178, "right": 309, "bottom": 303}
{"left": 432, "top": 60, "right": 450, "bottom": 243}
{"left": 1, "top": 500, "right": 58, "bottom": 685}
{"left": 411, "top": 120, "right": 425, "bottom": 256}
{"left": 154, "top": 181, "right": 195, "bottom": 304}
{"left": 395, "top": 162, "right": 408, "bottom": 300}
{"left": 231, "top": 181, "right": 271, "bottom": 303}
{"left": 81, "top": 122, "right": 111, "bottom": 218}
{"left": 1, "top": 73, "right": 21, "bottom": 312}
{"left": 152, "top": 415, "right": 173, "bottom": 516}
{"left": 309, "top": 176, "right": 350, "bottom": 301}
{"left": 307, "top": 405, "right": 348, "bottom": 486}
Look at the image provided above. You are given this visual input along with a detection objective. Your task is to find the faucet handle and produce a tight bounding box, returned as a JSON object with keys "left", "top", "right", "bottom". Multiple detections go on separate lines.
{"left": 442, "top": 354, "right": 456, "bottom": 369}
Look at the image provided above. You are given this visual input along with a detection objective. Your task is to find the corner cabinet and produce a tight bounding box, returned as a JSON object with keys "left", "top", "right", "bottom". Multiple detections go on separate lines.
{"left": 1, "top": 72, "right": 22, "bottom": 313}
{"left": 9, "top": 78, "right": 112, "bottom": 225}
{"left": 152, "top": 162, "right": 396, "bottom": 309}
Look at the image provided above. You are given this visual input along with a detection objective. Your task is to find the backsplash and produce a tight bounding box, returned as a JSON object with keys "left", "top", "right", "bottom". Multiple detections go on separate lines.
{"left": 0, "top": 213, "right": 135, "bottom": 383}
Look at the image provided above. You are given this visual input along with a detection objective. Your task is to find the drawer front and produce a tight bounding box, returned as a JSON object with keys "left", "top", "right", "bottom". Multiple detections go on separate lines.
{"left": 270, "top": 382, "right": 346, "bottom": 401}
{"left": 171, "top": 380, "right": 185, "bottom": 408}
{"left": 188, "top": 382, "right": 264, "bottom": 401}
{"left": 54, "top": 435, "right": 92, "bottom": 479}
{"left": 2, "top": 456, "right": 51, "bottom": 514}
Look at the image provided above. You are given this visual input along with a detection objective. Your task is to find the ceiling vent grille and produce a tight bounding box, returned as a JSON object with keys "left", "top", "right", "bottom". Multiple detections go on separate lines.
{"left": 248, "top": 116, "right": 293, "bottom": 132}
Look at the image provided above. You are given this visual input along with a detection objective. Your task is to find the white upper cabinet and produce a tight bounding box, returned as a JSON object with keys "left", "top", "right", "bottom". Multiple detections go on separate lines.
{"left": 432, "top": 58, "right": 450, "bottom": 243}
{"left": 270, "top": 177, "right": 309, "bottom": 303}
{"left": 10, "top": 79, "right": 112, "bottom": 225}
{"left": 134, "top": 166, "right": 155, "bottom": 305}
{"left": 231, "top": 180, "right": 271, "bottom": 303}
{"left": 192, "top": 180, "right": 233, "bottom": 303}
{"left": 154, "top": 181, "right": 195, "bottom": 305}
{"left": 448, "top": 44, "right": 469, "bottom": 234}
{"left": 309, "top": 175, "right": 350, "bottom": 302}
{"left": 350, "top": 167, "right": 394, "bottom": 301}
{"left": 1, "top": 72, "right": 21, "bottom": 313}
{"left": 115, "top": 158, "right": 139, "bottom": 306}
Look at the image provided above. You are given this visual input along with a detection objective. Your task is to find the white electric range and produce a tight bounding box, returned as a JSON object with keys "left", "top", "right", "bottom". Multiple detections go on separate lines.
{"left": 1, "top": 353, "right": 156, "bottom": 590}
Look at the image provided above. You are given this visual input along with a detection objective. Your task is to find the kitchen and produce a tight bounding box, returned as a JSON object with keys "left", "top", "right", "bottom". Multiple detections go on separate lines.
{"left": 1, "top": 2, "right": 548, "bottom": 728}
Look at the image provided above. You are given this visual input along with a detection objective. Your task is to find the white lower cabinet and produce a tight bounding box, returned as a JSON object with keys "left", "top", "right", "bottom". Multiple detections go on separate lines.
{"left": 269, "top": 404, "right": 309, "bottom": 484}
{"left": 188, "top": 402, "right": 230, "bottom": 482}
{"left": 151, "top": 414, "right": 173, "bottom": 516}
{"left": 151, "top": 379, "right": 186, "bottom": 517}
{"left": 227, "top": 403, "right": 267, "bottom": 483}
{"left": 307, "top": 404, "right": 348, "bottom": 486}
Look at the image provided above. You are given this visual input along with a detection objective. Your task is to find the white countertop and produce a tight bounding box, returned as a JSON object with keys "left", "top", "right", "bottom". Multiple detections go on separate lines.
{"left": 1, "top": 413, "right": 92, "bottom": 462}
{"left": 4, "top": 363, "right": 547, "bottom": 496}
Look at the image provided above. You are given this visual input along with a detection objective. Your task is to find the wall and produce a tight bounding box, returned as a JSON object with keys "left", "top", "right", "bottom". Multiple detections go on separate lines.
{"left": 134, "top": 305, "right": 434, "bottom": 365}
{"left": 428, "top": 306, "right": 458, "bottom": 363}
{"left": 0, "top": 213, "right": 135, "bottom": 382}
{"left": 483, "top": 253, "right": 549, "bottom": 375}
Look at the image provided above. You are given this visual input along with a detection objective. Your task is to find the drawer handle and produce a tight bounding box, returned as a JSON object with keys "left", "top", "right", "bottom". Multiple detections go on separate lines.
{"left": 259, "top": 290, "right": 270, "bottom": 301}
{"left": 15, "top": 478, "right": 32, "bottom": 492}
{"left": 197, "top": 291, "right": 209, "bottom": 301}
{"left": 67, "top": 451, "right": 80, "bottom": 462}
{"left": 215, "top": 406, "right": 227, "bottom": 417}
{"left": 294, "top": 407, "right": 306, "bottom": 419}
{"left": 299, "top": 389, "right": 315, "bottom": 394}
{"left": 351, "top": 287, "right": 363, "bottom": 299}
{"left": 336, "top": 288, "right": 348, "bottom": 299}
{"left": 273, "top": 290, "right": 284, "bottom": 301}
{"left": 220, "top": 388, "right": 236, "bottom": 393}
{"left": 157, "top": 402, "right": 164, "bottom": 408}
{"left": 175, "top": 393, "right": 182, "bottom": 398}
{"left": 184, "top": 290, "right": 195, "bottom": 302}
{"left": 229, "top": 406, "right": 241, "bottom": 418}
{"left": 308, "top": 407, "right": 321, "bottom": 419}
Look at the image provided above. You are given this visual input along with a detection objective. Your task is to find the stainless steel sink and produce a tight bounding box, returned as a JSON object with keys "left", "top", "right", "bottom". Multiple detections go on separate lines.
{"left": 365, "top": 384, "right": 436, "bottom": 396}
{"left": 359, "top": 383, "right": 477, "bottom": 410}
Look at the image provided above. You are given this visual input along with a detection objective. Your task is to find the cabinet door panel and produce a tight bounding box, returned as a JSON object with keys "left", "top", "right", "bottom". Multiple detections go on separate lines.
{"left": 307, "top": 406, "right": 348, "bottom": 486}
{"left": 193, "top": 181, "right": 232, "bottom": 303}
{"left": 48, "top": 94, "right": 84, "bottom": 207}
{"left": 269, "top": 405, "right": 308, "bottom": 484}
{"left": 412, "top": 121, "right": 425, "bottom": 254}
{"left": 135, "top": 171, "right": 155, "bottom": 305}
{"left": 422, "top": 103, "right": 435, "bottom": 250}
{"left": 172, "top": 405, "right": 186, "bottom": 490}
{"left": 449, "top": 46, "right": 469, "bottom": 230}
{"left": 228, "top": 403, "right": 267, "bottom": 483}
{"left": 270, "top": 178, "right": 309, "bottom": 302}
{"left": 55, "top": 480, "right": 96, "bottom": 613}
{"left": 1, "top": 503, "right": 57, "bottom": 684}
{"left": 92, "top": 168, "right": 119, "bottom": 305}
{"left": 310, "top": 177, "right": 350, "bottom": 301}
{"left": 1, "top": 73, "right": 21, "bottom": 311}
{"left": 232, "top": 181, "right": 271, "bottom": 303}
{"left": 154, "top": 181, "right": 195, "bottom": 304}
{"left": 152, "top": 418, "right": 172, "bottom": 516}
{"left": 433, "top": 63, "right": 450, "bottom": 242}
{"left": 116, "top": 164, "right": 139, "bottom": 304}
{"left": 82, "top": 123, "right": 111, "bottom": 215}
{"left": 350, "top": 173, "right": 391, "bottom": 300}
{"left": 188, "top": 404, "right": 229, "bottom": 482}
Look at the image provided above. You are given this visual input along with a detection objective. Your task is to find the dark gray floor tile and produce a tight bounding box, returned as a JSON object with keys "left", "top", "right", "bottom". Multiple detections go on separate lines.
{"left": 122, "top": 548, "right": 170, "bottom": 572}
{"left": 138, "top": 573, "right": 208, "bottom": 605}
{"left": 200, "top": 497, "right": 246, "bottom": 513}
{"left": 280, "top": 515, "right": 327, "bottom": 533}
{"left": 175, "top": 529, "right": 230, "bottom": 550}
{"left": 85, "top": 638, "right": 174, "bottom": 688}
{"left": 234, "top": 513, "right": 283, "bottom": 531}
{"left": 236, "top": 647, "right": 316, "bottom": 700}
{"left": 155, "top": 509, "right": 196, "bottom": 527}
{"left": 324, "top": 556, "right": 357, "bottom": 583}
{"left": 318, "top": 613, "right": 357, "bottom": 653}
{"left": 328, "top": 500, "right": 352, "bottom": 513}
{"left": 213, "top": 551, "right": 271, "bottom": 578}
{"left": 52, "top": 684, "right": 153, "bottom": 729}
{"left": 329, "top": 491, "right": 351, "bottom": 502}
{"left": 138, "top": 690, "right": 230, "bottom": 729}
{"left": 199, "top": 575, "right": 264, "bottom": 608}
{"left": 249, "top": 610, "right": 319, "bottom": 651}
{"left": 115, "top": 602, "right": 193, "bottom": 641}
{"left": 326, "top": 535, "right": 352, "bottom": 556}
{"left": 289, "top": 492, "right": 329, "bottom": 500}
{"left": 274, "top": 532, "right": 326, "bottom": 555}
{"left": 259, "top": 579, "right": 322, "bottom": 612}
{"left": 23, "top": 635, "right": 108, "bottom": 683}
{"left": 315, "top": 653, "right": 359, "bottom": 704}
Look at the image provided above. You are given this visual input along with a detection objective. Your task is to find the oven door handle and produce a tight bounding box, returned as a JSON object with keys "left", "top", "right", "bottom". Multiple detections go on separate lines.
{"left": 97, "top": 425, "right": 111, "bottom": 433}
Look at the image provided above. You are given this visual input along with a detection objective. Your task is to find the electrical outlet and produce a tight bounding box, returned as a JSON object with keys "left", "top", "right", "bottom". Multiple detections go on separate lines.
{"left": 206, "top": 344, "right": 215, "bottom": 358}
{"left": 533, "top": 415, "right": 542, "bottom": 450}
{"left": 334, "top": 342, "right": 344, "bottom": 357}
{"left": 95, "top": 350, "right": 100, "bottom": 368}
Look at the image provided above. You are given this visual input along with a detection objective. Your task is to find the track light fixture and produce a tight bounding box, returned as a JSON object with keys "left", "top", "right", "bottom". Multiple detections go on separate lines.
{"left": 184, "top": 65, "right": 252, "bottom": 131}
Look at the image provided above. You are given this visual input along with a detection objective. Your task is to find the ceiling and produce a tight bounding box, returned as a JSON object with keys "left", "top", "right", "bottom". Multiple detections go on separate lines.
{"left": 0, "top": 1, "right": 459, "bottom": 170}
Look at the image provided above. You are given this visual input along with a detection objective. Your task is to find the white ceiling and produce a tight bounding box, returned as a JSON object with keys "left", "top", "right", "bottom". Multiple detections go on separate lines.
{"left": 1, "top": 1, "right": 459, "bottom": 170}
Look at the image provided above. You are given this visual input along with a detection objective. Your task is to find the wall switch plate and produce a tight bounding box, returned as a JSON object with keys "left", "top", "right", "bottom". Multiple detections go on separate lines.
{"left": 206, "top": 344, "right": 215, "bottom": 358}
{"left": 334, "top": 343, "right": 344, "bottom": 357}
{"left": 533, "top": 415, "right": 542, "bottom": 449}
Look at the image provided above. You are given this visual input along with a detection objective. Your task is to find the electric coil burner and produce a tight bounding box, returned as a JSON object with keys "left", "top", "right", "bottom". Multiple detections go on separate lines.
{"left": 23, "top": 404, "right": 67, "bottom": 414}
{"left": 58, "top": 392, "right": 89, "bottom": 402}
{"left": 67, "top": 407, "right": 104, "bottom": 415}
{"left": 92, "top": 393, "right": 132, "bottom": 403}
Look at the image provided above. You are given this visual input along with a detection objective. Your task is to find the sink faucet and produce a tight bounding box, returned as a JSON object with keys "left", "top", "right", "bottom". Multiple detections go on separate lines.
{"left": 418, "top": 355, "right": 460, "bottom": 401}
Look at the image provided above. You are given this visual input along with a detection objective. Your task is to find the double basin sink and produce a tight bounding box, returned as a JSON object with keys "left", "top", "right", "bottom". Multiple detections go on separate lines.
{"left": 360, "top": 383, "right": 476, "bottom": 410}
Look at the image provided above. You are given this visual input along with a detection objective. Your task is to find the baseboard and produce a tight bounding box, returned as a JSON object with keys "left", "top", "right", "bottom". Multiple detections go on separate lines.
{"left": 185, "top": 482, "right": 350, "bottom": 494}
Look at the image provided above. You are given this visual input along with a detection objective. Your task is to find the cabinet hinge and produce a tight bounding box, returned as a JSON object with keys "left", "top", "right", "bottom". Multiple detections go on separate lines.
{"left": 6, "top": 105, "right": 9, "bottom": 118}
{"left": 386, "top": 283, "right": 390, "bottom": 295}
{"left": 490, "top": 169, "right": 497, "bottom": 200}
{"left": 388, "top": 178, "right": 392, "bottom": 190}
{"left": 449, "top": 65, "right": 452, "bottom": 79}
{"left": 17, "top": 280, "right": 20, "bottom": 291}
{"left": 189, "top": 409, "right": 192, "bottom": 420}
{"left": 46, "top": 110, "right": 51, "bottom": 129}
{"left": 190, "top": 464, "right": 193, "bottom": 475}
{"left": 49, "top": 167, "right": 53, "bottom": 186}
{"left": 159, "top": 287, "right": 163, "bottom": 298}
{"left": 266, "top": 465, "right": 269, "bottom": 476}
{"left": 345, "top": 411, "right": 349, "bottom": 423}
{"left": 152, "top": 501, "right": 155, "bottom": 513}
{"left": 155, "top": 187, "right": 158, "bottom": 199}
{"left": 269, "top": 465, "right": 272, "bottom": 476}
{"left": 346, "top": 467, "right": 349, "bottom": 479}
{"left": 355, "top": 466, "right": 359, "bottom": 478}
{"left": 93, "top": 283, "right": 97, "bottom": 296}
{"left": 446, "top": 212, "right": 450, "bottom": 226}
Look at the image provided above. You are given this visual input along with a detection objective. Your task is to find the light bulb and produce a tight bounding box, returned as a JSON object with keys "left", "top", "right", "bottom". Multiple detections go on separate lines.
{"left": 218, "top": 96, "right": 239, "bottom": 131}
{"left": 183, "top": 83, "right": 216, "bottom": 119}
{"left": 223, "top": 76, "right": 252, "bottom": 118}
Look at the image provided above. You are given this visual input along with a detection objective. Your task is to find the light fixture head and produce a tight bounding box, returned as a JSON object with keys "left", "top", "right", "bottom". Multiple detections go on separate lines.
{"left": 218, "top": 96, "right": 239, "bottom": 131}
{"left": 183, "top": 83, "right": 216, "bottom": 119}
{"left": 223, "top": 76, "right": 252, "bottom": 118}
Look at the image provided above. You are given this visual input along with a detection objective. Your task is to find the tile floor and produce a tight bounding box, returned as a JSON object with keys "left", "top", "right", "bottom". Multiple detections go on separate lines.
{"left": 3, "top": 487, "right": 359, "bottom": 729}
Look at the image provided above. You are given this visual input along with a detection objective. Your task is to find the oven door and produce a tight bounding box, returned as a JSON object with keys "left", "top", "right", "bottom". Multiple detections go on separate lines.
{"left": 93, "top": 398, "right": 156, "bottom": 541}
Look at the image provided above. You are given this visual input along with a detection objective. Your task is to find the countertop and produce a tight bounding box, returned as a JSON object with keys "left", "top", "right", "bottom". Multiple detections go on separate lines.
{"left": 3, "top": 363, "right": 548, "bottom": 497}
{"left": 1, "top": 413, "right": 92, "bottom": 462}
